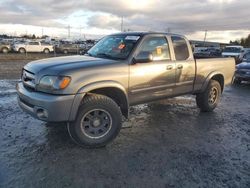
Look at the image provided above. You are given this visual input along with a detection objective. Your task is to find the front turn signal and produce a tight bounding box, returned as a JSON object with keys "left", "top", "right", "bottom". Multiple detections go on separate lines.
{"left": 59, "top": 77, "right": 71, "bottom": 89}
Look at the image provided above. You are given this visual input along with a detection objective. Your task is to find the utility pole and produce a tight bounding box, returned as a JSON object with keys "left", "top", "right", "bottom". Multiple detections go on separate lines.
{"left": 79, "top": 26, "right": 84, "bottom": 38}
{"left": 166, "top": 27, "right": 171, "bottom": 33}
{"left": 67, "top": 25, "right": 71, "bottom": 38}
{"left": 203, "top": 30, "right": 207, "bottom": 47}
{"left": 120, "top": 17, "right": 123, "bottom": 32}
{"left": 41, "top": 28, "right": 44, "bottom": 37}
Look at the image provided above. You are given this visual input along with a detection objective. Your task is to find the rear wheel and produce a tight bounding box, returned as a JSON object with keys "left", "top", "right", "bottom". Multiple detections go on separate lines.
{"left": 196, "top": 80, "right": 221, "bottom": 112}
{"left": 67, "top": 94, "right": 122, "bottom": 148}
{"left": 2, "top": 47, "right": 9, "bottom": 54}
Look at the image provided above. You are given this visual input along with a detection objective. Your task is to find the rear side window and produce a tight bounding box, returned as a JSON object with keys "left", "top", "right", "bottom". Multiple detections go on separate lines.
{"left": 171, "top": 36, "right": 189, "bottom": 60}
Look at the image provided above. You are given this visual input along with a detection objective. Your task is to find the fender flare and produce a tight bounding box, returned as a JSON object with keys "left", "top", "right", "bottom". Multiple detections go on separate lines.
{"left": 77, "top": 80, "right": 128, "bottom": 95}
{"left": 200, "top": 71, "right": 224, "bottom": 92}
{"left": 69, "top": 81, "right": 129, "bottom": 121}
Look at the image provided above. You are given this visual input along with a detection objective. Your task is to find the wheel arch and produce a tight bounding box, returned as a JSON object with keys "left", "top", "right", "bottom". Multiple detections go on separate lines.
{"left": 69, "top": 81, "right": 129, "bottom": 121}
{"left": 201, "top": 72, "right": 224, "bottom": 93}
{"left": 18, "top": 47, "right": 26, "bottom": 52}
{"left": 43, "top": 48, "right": 50, "bottom": 52}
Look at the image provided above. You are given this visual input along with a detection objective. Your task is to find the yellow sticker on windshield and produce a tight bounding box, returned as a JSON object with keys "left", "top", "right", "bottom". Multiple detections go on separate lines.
{"left": 156, "top": 47, "right": 162, "bottom": 55}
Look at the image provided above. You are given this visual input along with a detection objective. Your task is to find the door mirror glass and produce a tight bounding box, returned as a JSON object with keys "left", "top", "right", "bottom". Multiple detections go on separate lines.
{"left": 134, "top": 51, "right": 153, "bottom": 63}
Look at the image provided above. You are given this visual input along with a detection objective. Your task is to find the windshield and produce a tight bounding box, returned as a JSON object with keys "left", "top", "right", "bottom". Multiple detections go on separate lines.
{"left": 243, "top": 53, "right": 250, "bottom": 61}
{"left": 87, "top": 35, "right": 140, "bottom": 60}
{"left": 223, "top": 47, "right": 242, "bottom": 53}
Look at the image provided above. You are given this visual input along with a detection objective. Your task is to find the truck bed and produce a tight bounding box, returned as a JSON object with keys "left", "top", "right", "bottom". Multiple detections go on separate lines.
{"left": 194, "top": 57, "right": 235, "bottom": 92}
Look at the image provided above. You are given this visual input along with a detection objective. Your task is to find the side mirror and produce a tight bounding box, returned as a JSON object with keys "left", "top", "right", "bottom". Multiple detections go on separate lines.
{"left": 134, "top": 51, "right": 153, "bottom": 63}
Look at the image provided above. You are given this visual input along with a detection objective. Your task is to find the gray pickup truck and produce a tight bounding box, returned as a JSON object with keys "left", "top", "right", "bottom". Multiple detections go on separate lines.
{"left": 17, "top": 32, "right": 235, "bottom": 147}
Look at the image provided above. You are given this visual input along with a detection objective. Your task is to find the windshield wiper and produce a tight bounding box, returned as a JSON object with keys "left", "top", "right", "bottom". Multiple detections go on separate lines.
{"left": 96, "top": 53, "right": 122, "bottom": 60}
{"left": 96, "top": 53, "right": 112, "bottom": 58}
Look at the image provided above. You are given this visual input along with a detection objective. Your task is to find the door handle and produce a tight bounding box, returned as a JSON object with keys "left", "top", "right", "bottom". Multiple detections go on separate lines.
{"left": 166, "top": 65, "right": 173, "bottom": 70}
{"left": 177, "top": 64, "right": 183, "bottom": 69}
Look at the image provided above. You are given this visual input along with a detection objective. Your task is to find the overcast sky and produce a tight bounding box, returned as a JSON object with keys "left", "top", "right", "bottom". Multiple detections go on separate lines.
{"left": 0, "top": 0, "right": 249, "bottom": 42}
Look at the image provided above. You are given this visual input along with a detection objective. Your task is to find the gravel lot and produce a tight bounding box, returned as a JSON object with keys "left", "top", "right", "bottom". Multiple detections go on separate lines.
{"left": 0, "top": 53, "right": 66, "bottom": 79}
{"left": 0, "top": 58, "right": 250, "bottom": 188}
{"left": 0, "top": 57, "right": 250, "bottom": 188}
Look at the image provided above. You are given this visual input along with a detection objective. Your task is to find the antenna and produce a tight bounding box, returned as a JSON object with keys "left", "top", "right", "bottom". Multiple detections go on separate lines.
{"left": 121, "top": 17, "right": 124, "bottom": 32}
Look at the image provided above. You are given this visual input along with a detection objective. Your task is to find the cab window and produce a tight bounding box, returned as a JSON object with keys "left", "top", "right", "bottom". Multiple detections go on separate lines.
{"left": 138, "top": 36, "right": 170, "bottom": 61}
{"left": 29, "top": 42, "right": 39, "bottom": 45}
{"left": 171, "top": 36, "right": 190, "bottom": 60}
{"left": 244, "top": 52, "right": 250, "bottom": 60}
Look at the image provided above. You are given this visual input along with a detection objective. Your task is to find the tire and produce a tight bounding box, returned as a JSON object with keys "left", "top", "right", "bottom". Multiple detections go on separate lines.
{"left": 43, "top": 48, "right": 50, "bottom": 54}
{"left": 63, "top": 49, "right": 68, "bottom": 54}
{"left": 2, "top": 47, "right": 9, "bottom": 54}
{"left": 67, "top": 94, "right": 122, "bottom": 148}
{"left": 19, "top": 48, "right": 26, "bottom": 54}
{"left": 196, "top": 80, "right": 221, "bottom": 112}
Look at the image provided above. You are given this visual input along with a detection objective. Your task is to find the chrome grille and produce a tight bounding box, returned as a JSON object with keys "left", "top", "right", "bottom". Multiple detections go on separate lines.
{"left": 22, "top": 69, "right": 36, "bottom": 90}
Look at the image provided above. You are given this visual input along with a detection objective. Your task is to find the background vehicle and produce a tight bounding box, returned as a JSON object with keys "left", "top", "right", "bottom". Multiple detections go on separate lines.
{"left": 0, "top": 42, "right": 11, "bottom": 53}
{"left": 55, "top": 43, "right": 87, "bottom": 54}
{"left": 17, "top": 32, "right": 235, "bottom": 148}
{"left": 239, "top": 48, "right": 250, "bottom": 63}
{"left": 233, "top": 52, "right": 250, "bottom": 84}
{"left": 13, "top": 41, "right": 54, "bottom": 53}
{"left": 194, "top": 48, "right": 221, "bottom": 58}
{"left": 222, "top": 45, "right": 244, "bottom": 63}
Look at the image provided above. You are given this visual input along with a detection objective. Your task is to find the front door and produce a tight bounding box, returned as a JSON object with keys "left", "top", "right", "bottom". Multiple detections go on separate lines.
{"left": 26, "top": 42, "right": 40, "bottom": 52}
{"left": 129, "top": 35, "right": 176, "bottom": 105}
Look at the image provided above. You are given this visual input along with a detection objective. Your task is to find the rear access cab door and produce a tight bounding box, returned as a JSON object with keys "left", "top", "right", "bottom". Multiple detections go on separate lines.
{"left": 26, "top": 42, "right": 41, "bottom": 52}
{"left": 170, "top": 35, "right": 196, "bottom": 94}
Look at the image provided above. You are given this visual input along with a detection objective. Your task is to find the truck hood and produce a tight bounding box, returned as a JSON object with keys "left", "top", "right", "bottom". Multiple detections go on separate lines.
{"left": 236, "top": 62, "right": 250, "bottom": 69}
{"left": 24, "top": 55, "right": 119, "bottom": 74}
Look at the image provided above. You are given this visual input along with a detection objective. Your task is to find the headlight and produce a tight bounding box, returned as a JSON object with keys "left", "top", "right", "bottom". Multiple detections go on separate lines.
{"left": 37, "top": 76, "right": 71, "bottom": 92}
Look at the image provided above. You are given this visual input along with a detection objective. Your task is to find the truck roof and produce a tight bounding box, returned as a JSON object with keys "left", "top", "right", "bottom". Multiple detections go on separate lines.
{"left": 225, "top": 45, "right": 243, "bottom": 48}
{"left": 110, "top": 31, "right": 185, "bottom": 38}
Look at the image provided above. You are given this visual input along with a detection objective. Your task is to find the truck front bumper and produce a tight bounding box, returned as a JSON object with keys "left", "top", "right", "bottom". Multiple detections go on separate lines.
{"left": 16, "top": 82, "right": 83, "bottom": 122}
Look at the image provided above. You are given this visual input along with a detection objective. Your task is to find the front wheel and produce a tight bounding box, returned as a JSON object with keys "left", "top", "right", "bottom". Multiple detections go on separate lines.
{"left": 19, "top": 48, "right": 26, "bottom": 54}
{"left": 196, "top": 80, "right": 221, "bottom": 112}
{"left": 67, "top": 94, "right": 122, "bottom": 148}
{"left": 43, "top": 48, "right": 50, "bottom": 54}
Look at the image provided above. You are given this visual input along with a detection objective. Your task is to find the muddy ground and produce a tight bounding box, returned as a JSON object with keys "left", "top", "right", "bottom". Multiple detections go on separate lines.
{"left": 0, "top": 79, "right": 249, "bottom": 188}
